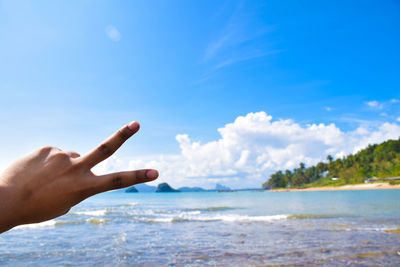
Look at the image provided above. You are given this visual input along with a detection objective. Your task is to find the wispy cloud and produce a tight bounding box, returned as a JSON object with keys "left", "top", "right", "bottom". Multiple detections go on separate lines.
{"left": 105, "top": 25, "right": 121, "bottom": 42}
{"left": 210, "top": 49, "right": 281, "bottom": 71}
{"left": 193, "top": 49, "right": 281, "bottom": 85}
{"left": 200, "top": 2, "right": 279, "bottom": 76}
{"left": 203, "top": 32, "right": 234, "bottom": 62}
{"left": 390, "top": 98, "right": 399, "bottom": 103}
{"left": 325, "top": 107, "right": 332, "bottom": 111}
{"left": 203, "top": 25, "right": 276, "bottom": 63}
{"left": 337, "top": 116, "right": 383, "bottom": 127}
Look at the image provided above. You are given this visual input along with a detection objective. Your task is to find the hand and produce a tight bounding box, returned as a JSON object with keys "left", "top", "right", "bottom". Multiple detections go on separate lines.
{"left": 0, "top": 121, "right": 158, "bottom": 233}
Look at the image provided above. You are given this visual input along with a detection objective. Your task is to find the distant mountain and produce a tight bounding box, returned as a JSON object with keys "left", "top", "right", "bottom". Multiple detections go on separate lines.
{"left": 178, "top": 186, "right": 206, "bottom": 192}
{"left": 125, "top": 186, "right": 138, "bottom": 193}
{"left": 215, "top": 183, "right": 231, "bottom": 191}
{"left": 135, "top": 183, "right": 157, "bottom": 192}
{"left": 156, "top": 183, "right": 180, "bottom": 192}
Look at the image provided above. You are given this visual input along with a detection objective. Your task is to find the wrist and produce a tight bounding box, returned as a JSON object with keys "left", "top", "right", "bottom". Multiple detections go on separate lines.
{"left": 0, "top": 183, "right": 19, "bottom": 233}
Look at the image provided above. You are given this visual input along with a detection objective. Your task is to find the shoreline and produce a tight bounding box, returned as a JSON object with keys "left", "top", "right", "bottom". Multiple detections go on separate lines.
{"left": 270, "top": 183, "right": 400, "bottom": 192}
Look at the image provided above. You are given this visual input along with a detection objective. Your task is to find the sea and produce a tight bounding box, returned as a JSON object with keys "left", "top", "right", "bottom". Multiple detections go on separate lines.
{"left": 1, "top": 189, "right": 399, "bottom": 266}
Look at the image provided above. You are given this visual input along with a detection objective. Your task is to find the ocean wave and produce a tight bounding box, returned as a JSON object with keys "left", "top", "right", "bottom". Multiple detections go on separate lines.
{"left": 12, "top": 218, "right": 111, "bottom": 230}
{"left": 13, "top": 220, "right": 57, "bottom": 230}
{"left": 181, "top": 211, "right": 201, "bottom": 215}
{"left": 216, "top": 214, "right": 288, "bottom": 222}
{"left": 116, "top": 203, "right": 139, "bottom": 209}
{"left": 185, "top": 206, "right": 237, "bottom": 212}
{"left": 86, "top": 218, "right": 110, "bottom": 225}
{"left": 72, "top": 209, "right": 108, "bottom": 216}
{"left": 287, "top": 214, "right": 338, "bottom": 220}
{"left": 54, "top": 220, "right": 86, "bottom": 226}
{"left": 141, "top": 214, "right": 288, "bottom": 223}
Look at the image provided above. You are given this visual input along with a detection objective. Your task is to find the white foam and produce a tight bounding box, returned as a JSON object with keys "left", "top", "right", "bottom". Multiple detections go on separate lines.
{"left": 143, "top": 214, "right": 288, "bottom": 223}
{"left": 217, "top": 214, "right": 288, "bottom": 222}
{"left": 148, "top": 218, "right": 175, "bottom": 223}
{"left": 180, "top": 211, "right": 201, "bottom": 216}
{"left": 360, "top": 227, "right": 394, "bottom": 232}
{"left": 74, "top": 209, "right": 107, "bottom": 216}
{"left": 115, "top": 232, "right": 127, "bottom": 244}
{"left": 13, "top": 220, "right": 57, "bottom": 230}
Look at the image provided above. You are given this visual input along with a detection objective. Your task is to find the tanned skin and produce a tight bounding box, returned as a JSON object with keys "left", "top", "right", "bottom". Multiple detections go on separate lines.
{"left": 0, "top": 121, "right": 158, "bottom": 233}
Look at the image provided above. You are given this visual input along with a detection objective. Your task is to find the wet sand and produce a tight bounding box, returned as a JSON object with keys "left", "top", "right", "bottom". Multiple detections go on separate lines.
{"left": 270, "top": 183, "right": 400, "bottom": 192}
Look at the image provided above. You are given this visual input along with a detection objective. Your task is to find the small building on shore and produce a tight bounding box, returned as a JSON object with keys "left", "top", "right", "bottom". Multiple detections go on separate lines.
{"left": 364, "top": 177, "right": 378, "bottom": 183}
{"left": 364, "top": 176, "right": 400, "bottom": 183}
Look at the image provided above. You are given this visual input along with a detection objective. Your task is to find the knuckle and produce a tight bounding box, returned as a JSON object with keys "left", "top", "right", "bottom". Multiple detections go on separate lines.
{"left": 97, "top": 143, "right": 112, "bottom": 157}
{"left": 53, "top": 151, "right": 70, "bottom": 161}
{"left": 39, "top": 146, "right": 54, "bottom": 154}
{"left": 118, "top": 127, "right": 133, "bottom": 140}
{"left": 112, "top": 176, "right": 124, "bottom": 189}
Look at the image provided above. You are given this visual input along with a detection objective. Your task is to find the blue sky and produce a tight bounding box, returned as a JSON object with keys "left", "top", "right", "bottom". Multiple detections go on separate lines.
{"left": 0, "top": 1, "right": 399, "bottom": 188}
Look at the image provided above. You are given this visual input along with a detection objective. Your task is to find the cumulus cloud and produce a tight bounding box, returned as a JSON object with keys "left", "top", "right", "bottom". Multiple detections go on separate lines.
{"left": 105, "top": 25, "right": 121, "bottom": 42}
{"left": 95, "top": 112, "right": 400, "bottom": 189}
{"left": 366, "top": 100, "right": 379, "bottom": 108}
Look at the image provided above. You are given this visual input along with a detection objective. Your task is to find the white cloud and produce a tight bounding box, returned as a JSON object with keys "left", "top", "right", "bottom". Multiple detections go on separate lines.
{"left": 366, "top": 100, "right": 379, "bottom": 108}
{"left": 96, "top": 112, "right": 400, "bottom": 189}
{"left": 105, "top": 25, "right": 121, "bottom": 42}
{"left": 397, "top": 117, "right": 400, "bottom": 122}
{"left": 390, "top": 99, "right": 399, "bottom": 103}
{"left": 325, "top": 107, "right": 332, "bottom": 111}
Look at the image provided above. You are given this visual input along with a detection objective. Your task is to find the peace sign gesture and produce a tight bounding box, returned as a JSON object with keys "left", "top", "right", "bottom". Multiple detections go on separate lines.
{"left": 0, "top": 121, "right": 158, "bottom": 233}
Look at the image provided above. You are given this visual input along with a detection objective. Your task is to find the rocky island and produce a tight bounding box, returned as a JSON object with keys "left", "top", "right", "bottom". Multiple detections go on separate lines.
{"left": 125, "top": 186, "right": 138, "bottom": 193}
{"left": 156, "top": 183, "right": 180, "bottom": 192}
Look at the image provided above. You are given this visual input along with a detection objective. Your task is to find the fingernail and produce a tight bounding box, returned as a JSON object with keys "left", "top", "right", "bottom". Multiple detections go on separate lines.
{"left": 128, "top": 121, "right": 140, "bottom": 131}
{"left": 146, "top": 170, "right": 159, "bottom": 179}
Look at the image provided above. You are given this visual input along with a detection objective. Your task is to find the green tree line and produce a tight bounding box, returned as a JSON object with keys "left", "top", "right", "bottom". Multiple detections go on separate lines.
{"left": 262, "top": 137, "right": 400, "bottom": 189}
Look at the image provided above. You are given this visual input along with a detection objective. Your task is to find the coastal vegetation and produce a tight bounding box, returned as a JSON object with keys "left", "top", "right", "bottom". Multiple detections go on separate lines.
{"left": 263, "top": 138, "right": 400, "bottom": 189}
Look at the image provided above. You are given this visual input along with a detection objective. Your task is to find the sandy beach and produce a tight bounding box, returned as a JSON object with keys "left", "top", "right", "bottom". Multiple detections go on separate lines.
{"left": 270, "top": 183, "right": 400, "bottom": 192}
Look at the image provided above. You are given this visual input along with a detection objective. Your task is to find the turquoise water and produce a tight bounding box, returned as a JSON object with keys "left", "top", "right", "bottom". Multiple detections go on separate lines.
{"left": 1, "top": 190, "right": 400, "bottom": 266}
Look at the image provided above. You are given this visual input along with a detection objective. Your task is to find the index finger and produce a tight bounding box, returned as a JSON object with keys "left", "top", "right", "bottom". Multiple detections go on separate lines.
{"left": 81, "top": 121, "right": 140, "bottom": 168}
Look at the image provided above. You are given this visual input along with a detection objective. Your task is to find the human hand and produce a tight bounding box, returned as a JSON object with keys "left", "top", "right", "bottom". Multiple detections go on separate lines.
{"left": 0, "top": 121, "right": 158, "bottom": 233}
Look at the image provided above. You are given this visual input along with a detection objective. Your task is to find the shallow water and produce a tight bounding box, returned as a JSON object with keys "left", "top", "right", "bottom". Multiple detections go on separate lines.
{"left": 1, "top": 190, "right": 400, "bottom": 266}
